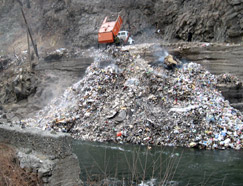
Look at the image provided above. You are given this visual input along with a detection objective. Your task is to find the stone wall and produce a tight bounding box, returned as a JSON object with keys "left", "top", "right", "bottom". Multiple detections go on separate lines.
{"left": 0, "top": 124, "right": 82, "bottom": 186}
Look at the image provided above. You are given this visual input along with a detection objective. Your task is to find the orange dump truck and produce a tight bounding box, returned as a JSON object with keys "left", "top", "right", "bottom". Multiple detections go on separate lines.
{"left": 98, "top": 15, "right": 123, "bottom": 44}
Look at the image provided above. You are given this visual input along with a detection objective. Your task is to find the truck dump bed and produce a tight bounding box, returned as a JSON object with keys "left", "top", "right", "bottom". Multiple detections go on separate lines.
{"left": 98, "top": 16, "right": 123, "bottom": 43}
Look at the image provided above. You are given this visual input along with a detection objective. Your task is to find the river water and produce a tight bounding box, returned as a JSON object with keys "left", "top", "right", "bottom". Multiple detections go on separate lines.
{"left": 72, "top": 140, "right": 243, "bottom": 186}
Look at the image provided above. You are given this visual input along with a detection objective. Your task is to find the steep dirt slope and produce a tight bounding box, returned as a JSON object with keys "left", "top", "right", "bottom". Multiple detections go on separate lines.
{"left": 1, "top": 0, "right": 243, "bottom": 53}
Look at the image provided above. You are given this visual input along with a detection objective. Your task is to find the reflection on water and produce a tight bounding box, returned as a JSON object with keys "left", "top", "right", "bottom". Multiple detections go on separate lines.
{"left": 72, "top": 140, "right": 243, "bottom": 185}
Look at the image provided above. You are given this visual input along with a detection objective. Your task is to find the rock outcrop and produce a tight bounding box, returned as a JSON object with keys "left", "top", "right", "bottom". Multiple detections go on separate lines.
{"left": 0, "top": 124, "right": 82, "bottom": 186}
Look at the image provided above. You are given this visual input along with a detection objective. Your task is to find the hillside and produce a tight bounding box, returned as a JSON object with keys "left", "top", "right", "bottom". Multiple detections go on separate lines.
{"left": 1, "top": 0, "right": 243, "bottom": 53}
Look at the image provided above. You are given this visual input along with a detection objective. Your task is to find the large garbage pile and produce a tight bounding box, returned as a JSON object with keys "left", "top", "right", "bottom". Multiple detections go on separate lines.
{"left": 22, "top": 45, "right": 243, "bottom": 150}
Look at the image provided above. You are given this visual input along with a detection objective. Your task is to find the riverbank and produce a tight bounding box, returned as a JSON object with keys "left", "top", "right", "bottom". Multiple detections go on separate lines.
{"left": 0, "top": 143, "right": 42, "bottom": 185}
{"left": 0, "top": 124, "right": 81, "bottom": 186}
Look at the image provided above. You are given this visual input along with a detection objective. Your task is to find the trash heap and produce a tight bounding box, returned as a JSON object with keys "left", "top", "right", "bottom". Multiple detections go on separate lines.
{"left": 217, "top": 73, "right": 242, "bottom": 86}
{"left": 23, "top": 45, "right": 243, "bottom": 150}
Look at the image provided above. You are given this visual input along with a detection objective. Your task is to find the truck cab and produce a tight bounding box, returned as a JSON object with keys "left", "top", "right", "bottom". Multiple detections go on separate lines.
{"left": 117, "top": 31, "right": 134, "bottom": 45}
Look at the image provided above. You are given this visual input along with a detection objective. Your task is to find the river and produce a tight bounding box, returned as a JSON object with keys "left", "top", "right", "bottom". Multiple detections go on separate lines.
{"left": 73, "top": 140, "right": 243, "bottom": 186}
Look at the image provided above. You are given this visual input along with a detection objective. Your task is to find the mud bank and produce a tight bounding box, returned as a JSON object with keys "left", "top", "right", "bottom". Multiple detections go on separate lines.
{"left": 0, "top": 124, "right": 81, "bottom": 186}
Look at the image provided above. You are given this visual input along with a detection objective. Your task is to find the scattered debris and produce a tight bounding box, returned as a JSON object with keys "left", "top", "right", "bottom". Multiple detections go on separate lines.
{"left": 217, "top": 73, "right": 242, "bottom": 86}
{"left": 44, "top": 48, "right": 68, "bottom": 61}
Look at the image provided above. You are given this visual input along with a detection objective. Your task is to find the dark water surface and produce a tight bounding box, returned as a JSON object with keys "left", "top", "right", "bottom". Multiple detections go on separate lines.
{"left": 72, "top": 141, "right": 243, "bottom": 186}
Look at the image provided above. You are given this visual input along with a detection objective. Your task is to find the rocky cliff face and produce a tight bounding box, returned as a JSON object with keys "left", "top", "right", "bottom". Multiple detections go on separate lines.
{"left": 155, "top": 0, "right": 243, "bottom": 43}
{"left": 1, "top": 0, "right": 243, "bottom": 52}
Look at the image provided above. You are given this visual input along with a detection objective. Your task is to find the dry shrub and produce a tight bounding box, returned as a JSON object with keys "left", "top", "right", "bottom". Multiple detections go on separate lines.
{"left": 0, "top": 143, "right": 43, "bottom": 186}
